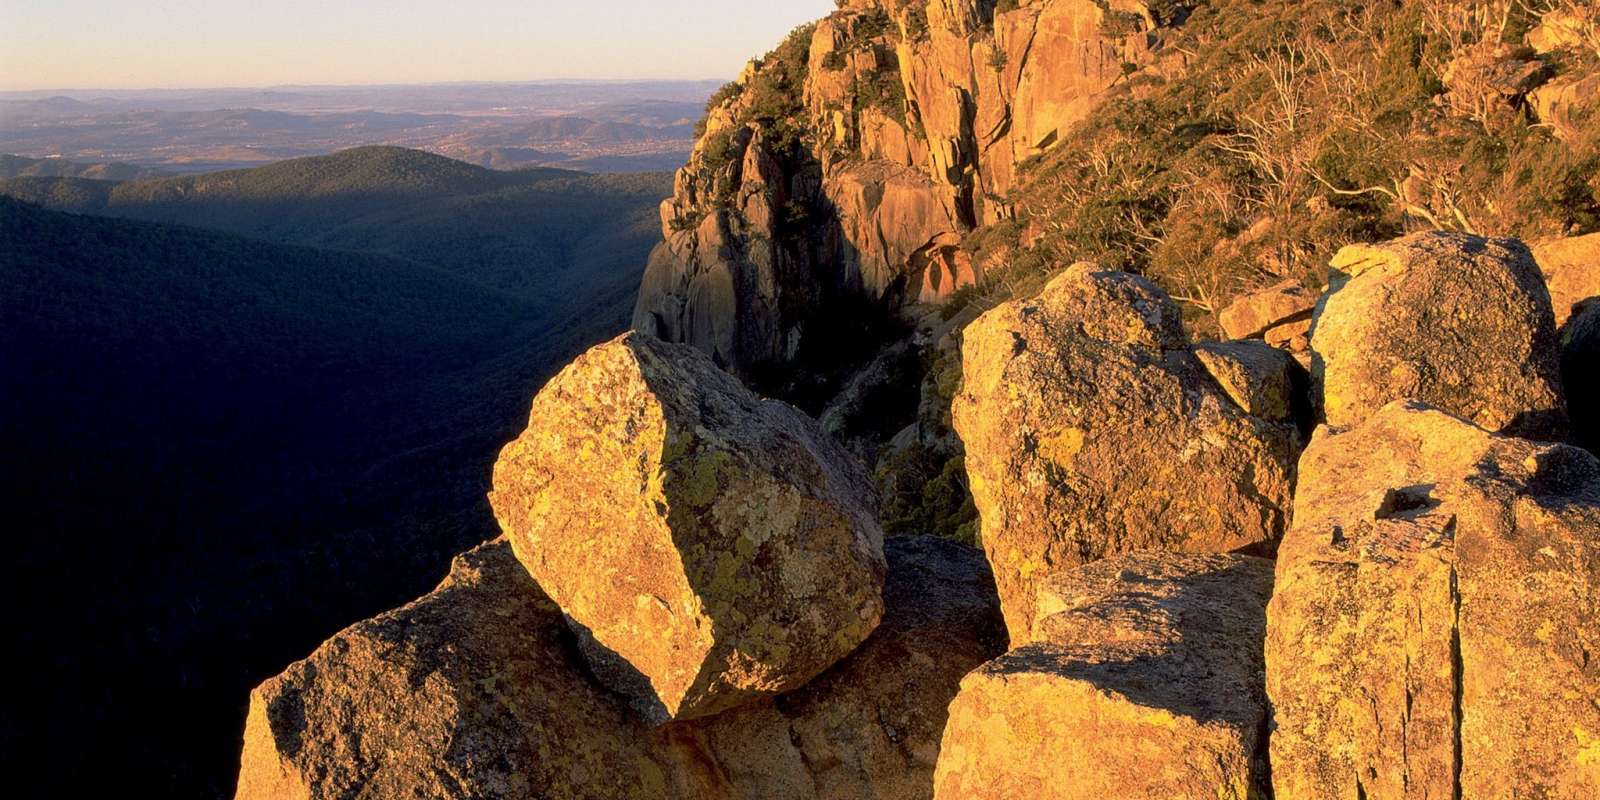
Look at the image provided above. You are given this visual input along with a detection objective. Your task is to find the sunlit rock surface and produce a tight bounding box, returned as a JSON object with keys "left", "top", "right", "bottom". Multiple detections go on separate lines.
{"left": 489, "top": 332, "right": 885, "bottom": 722}
{"left": 1266, "top": 400, "right": 1600, "bottom": 799}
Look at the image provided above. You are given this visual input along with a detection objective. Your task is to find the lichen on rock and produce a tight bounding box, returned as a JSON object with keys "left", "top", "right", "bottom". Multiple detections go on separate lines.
{"left": 1266, "top": 400, "right": 1600, "bottom": 799}
{"left": 489, "top": 332, "right": 887, "bottom": 723}
{"left": 1312, "top": 231, "right": 1569, "bottom": 440}
{"left": 235, "top": 536, "right": 1005, "bottom": 800}
{"left": 952, "top": 262, "right": 1297, "bottom": 639}
{"left": 932, "top": 552, "right": 1274, "bottom": 800}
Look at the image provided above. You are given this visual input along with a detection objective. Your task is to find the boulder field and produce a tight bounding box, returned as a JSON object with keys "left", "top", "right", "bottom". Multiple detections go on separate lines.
{"left": 235, "top": 538, "right": 1004, "bottom": 798}
{"left": 236, "top": 224, "right": 1597, "bottom": 798}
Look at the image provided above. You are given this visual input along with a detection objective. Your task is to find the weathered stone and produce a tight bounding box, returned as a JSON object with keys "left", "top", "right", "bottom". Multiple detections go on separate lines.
{"left": 635, "top": 0, "right": 1192, "bottom": 375}
{"left": 952, "top": 263, "right": 1297, "bottom": 639}
{"left": 1533, "top": 231, "right": 1600, "bottom": 327}
{"left": 234, "top": 541, "right": 697, "bottom": 800}
{"left": 1266, "top": 400, "right": 1600, "bottom": 799}
{"left": 1312, "top": 232, "right": 1568, "bottom": 440}
{"left": 235, "top": 537, "right": 1005, "bottom": 800}
{"left": 933, "top": 553, "right": 1274, "bottom": 800}
{"left": 1564, "top": 300, "right": 1600, "bottom": 453}
{"left": 695, "top": 535, "right": 1008, "bottom": 800}
{"left": 1530, "top": 73, "right": 1600, "bottom": 144}
{"left": 1193, "top": 339, "right": 1303, "bottom": 422}
{"left": 1218, "top": 278, "right": 1318, "bottom": 340}
{"left": 489, "top": 332, "right": 886, "bottom": 723}
{"left": 824, "top": 161, "right": 962, "bottom": 299}
{"left": 1263, "top": 317, "right": 1313, "bottom": 352}
{"left": 1529, "top": 7, "right": 1596, "bottom": 54}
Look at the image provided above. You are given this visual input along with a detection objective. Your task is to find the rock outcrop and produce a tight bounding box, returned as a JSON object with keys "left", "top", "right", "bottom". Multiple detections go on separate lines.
{"left": 236, "top": 536, "right": 1005, "bottom": 800}
{"left": 952, "top": 263, "right": 1297, "bottom": 639}
{"left": 1533, "top": 231, "right": 1600, "bottom": 328}
{"left": 488, "top": 332, "right": 885, "bottom": 723}
{"left": 635, "top": 0, "right": 1192, "bottom": 376}
{"left": 689, "top": 535, "right": 1008, "bottom": 800}
{"left": 1217, "top": 278, "right": 1319, "bottom": 341}
{"left": 235, "top": 541, "right": 692, "bottom": 800}
{"left": 1312, "top": 231, "right": 1568, "bottom": 440}
{"left": 1266, "top": 400, "right": 1600, "bottom": 799}
{"left": 1192, "top": 339, "right": 1305, "bottom": 424}
{"left": 932, "top": 553, "right": 1274, "bottom": 800}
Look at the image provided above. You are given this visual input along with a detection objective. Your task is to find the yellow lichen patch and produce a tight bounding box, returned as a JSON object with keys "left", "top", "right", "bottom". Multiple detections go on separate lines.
{"left": 1576, "top": 726, "right": 1600, "bottom": 769}
{"left": 672, "top": 449, "right": 732, "bottom": 509}
{"left": 1037, "top": 427, "right": 1086, "bottom": 467}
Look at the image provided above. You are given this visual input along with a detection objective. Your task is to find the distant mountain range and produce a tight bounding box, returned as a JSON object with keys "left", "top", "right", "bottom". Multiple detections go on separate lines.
{"left": 1, "top": 146, "right": 668, "bottom": 303}
{"left": 0, "top": 147, "right": 670, "bottom": 798}
{"left": 0, "top": 81, "right": 714, "bottom": 173}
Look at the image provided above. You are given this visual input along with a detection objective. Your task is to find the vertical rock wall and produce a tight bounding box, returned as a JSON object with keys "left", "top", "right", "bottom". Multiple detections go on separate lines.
{"left": 634, "top": 0, "right": 1191, "bottom": 377}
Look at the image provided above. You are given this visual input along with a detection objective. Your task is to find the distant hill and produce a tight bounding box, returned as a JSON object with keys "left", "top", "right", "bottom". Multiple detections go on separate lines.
{"left": 0, "top": 153, "right": 169, "bottom": 181}
{"left": 0, "top": 157, "right": 664, "bottom": 797}
{"left": 0, "top": 146, "right": 670, "bottom": 304}
{"left": 0, "top": 86, "right": 706, "bottom": 173}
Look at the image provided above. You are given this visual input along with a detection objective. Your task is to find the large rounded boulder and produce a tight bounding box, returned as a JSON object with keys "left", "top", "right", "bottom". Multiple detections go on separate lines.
{"left": 1312, "top": 232, "right": 1568, "bottom": 439}
{"left": 951, "top": 263, "right": 1298, "bottom": 639}
{"left": 489, "top": 332, "right": 886, "bottom": 723}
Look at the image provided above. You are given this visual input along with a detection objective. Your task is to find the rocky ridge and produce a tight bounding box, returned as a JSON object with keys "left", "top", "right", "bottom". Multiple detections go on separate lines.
{"left": 236, "top": 225, "right": 1597, "bottom": 798}
{"left": 634, "top": 0, "right": 1190, "bottom": 378}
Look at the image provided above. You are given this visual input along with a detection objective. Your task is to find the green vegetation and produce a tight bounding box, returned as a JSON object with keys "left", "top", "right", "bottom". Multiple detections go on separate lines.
{"left": 1, "top": 196, "right": 539, "bottom": 797}
{"left": 0, "top": 153, "right": 168, "bottom": 181}
{"left": 898, "top": 1, "right": 931, "bottom": 40}
{"left": 852, "top": 53, "right": 911, "bottom": 126}
{"left": 740, "top": 24, "right": 817, "bottom": 157}
{"left": 688, "top": 24, "right": 816, "bottom": 189}
{"left": 877, "top": 445, "right": 979, "bottom": 544}
{"left": 957, "top": 0, "right": 1600, "bottom": 332}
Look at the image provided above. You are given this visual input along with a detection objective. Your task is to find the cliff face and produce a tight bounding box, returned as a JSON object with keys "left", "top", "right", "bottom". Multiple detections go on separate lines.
{"left": 634, "top": 0, "right": 1190, "bottom": 377}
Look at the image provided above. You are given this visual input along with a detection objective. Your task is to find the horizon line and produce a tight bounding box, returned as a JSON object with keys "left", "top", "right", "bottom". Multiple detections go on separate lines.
{"left": 0, "top": 77, "right": 732, "bottom": 96}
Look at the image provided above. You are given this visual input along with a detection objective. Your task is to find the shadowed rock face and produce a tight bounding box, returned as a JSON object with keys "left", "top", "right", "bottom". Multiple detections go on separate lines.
{"left": 691, "top": 535, "right": 1009, "bottom": 800}
{"left": 933, "top": 553, "right": 1274, "bottom": 800}
{"left": 488, "top": 332, "right": 885, "bottom": 723}
{"left": 1266, "top": 400, "right": 1600, "bottom": 800}
{"left": 1564, "top": 300, "right": 1599, "bottom": 453}
{"left": 952, "top": 263, "right": 1298, "bottom": 640}
{"left": 1312, "top": 231, "right": 1569, "bottom": 440}
{"left": 634, "top": 0, "right": 1192, "bottom": 377}
{"left": 234, "top": 536, "right": 1005, "bottom": 800}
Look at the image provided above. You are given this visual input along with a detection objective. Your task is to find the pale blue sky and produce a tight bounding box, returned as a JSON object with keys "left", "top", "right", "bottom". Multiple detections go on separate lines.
{"left": 0, "top": 0, "right": 837, "bottom": 90}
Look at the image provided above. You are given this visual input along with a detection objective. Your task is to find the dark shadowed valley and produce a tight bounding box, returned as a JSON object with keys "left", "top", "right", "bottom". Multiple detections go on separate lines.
{"left": 1, "top": 147, "right": 670, "bottom": 797}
